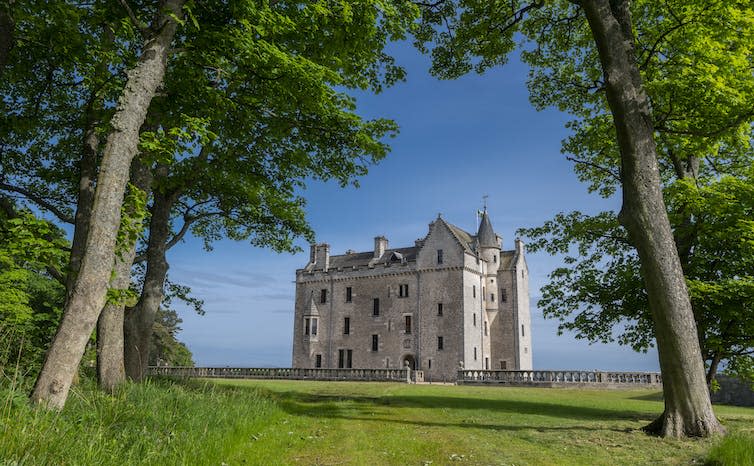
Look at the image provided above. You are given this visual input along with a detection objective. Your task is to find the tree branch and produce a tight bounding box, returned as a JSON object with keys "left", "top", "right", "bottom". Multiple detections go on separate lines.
{"left": 0, "top": 182, "right": 75, "bottom": 224}
{"left": 565, "top": 155, "right": 621, "bottom": 181}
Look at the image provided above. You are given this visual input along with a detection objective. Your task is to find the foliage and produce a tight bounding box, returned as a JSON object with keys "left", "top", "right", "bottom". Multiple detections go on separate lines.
{"left": 3, "top": 379, "right": 753, "bottom": 465}
{"left": 413, "top": 0, "right": 754, "bottom": 381}
{"left": 0, "top": 205, "right": 67, "bottom": 377}
{"left": 148, "top": 308, "right": 194, "bottom": 367}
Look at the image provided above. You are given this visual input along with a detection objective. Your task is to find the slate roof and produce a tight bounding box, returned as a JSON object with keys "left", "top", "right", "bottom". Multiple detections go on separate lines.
{"left": 476, "top": 211, "right": 499, "bottom": 248}
{"left": 328, "top": 246, "right": 419, "bottom": 269}
{"left": 500, "top": 250, "right": 516, "bottom": 269}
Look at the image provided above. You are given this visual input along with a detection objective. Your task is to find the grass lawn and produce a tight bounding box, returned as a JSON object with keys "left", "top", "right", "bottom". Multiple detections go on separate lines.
{"left": 213, "top": 380, "right": 754, "bottom": 466}
{"left": 2, "top": 378, "right": 753, "bottom": 465}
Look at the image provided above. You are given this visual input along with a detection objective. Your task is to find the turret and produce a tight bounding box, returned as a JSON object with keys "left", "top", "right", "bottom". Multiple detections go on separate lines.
{"left": 477, "top": 209, "right": 501, "bottom": 313}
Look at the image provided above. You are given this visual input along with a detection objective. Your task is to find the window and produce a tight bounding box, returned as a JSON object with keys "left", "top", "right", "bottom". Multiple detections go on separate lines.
{"left": 500, "top": 360, "right": 507, "bottom": 370}
{"left": 344, "top": 317, "right": 350, "bottom": 335}
{"left": 346, "top": 286, "right": 352, "bottom": 302}
{"left": 437, "top": 336, "right": 444, "bottom": 350}
{"left": 373, "top": 298, "right": 380, "bottom": 316}
{"left": 484, "top": 321, "right": 488, "bottom": 336}
{"left": 474, "top": 347, "right": 478, "bottom": 360}
{"left": 338, "top": 349, "right": 352, "bottom": 368}
{"left": 437, "top": 249, "right": 443, "bottom": 264}
{"left": 304, "top": 317, "right": 317, "bottom": 336}
{"left": 372, "top": 334, "right": 379, "bottom": 351}
{"left": 485, "top": 357, "right": 489, "bottom": 370}
{"left": 491, "top": 293, "right": 495, "bottom": 302}
{"left": 315, "top": 354, "right": 322, "bottom": 368}
{"left": 399, "top": 284, "right": 409, "bottom": 298}
{"left": 522, "top": 324, "right": 525, "bottom": 337}
{"left": 428, "top": 359, "right": 432, "bottom": 369}
{"left": 404, "top": 315, "right": 412, "bottom": 334}
{"left": 473, "top": 313, "right": 477, "bottom": 326}
{"left": 473, "top": 285, "right": 476, "bottom": 298}
{"left": 437, "top": 303, "right": 443, "bottom": 316}
{"left": 320, "top": 289, "right": 327, "bottom": 303}
{"left": 501, "top": 288, "right": 508, "bottom": 303}
{"left": 493, "top": 254, "right": 497, "bottom": 263}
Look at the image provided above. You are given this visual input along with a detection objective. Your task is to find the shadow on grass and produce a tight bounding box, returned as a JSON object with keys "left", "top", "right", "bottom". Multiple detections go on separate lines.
{"left": 260, "top": 389, "right": 657, "bottom": 432}
{"left": 629, "top": 392, "right": 664, "bottom": 402}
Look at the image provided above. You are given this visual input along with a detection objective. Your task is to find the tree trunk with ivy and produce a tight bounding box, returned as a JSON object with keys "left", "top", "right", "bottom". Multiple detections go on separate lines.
{"left": 581, "top": 0, "right": 723, "bottom": 437}
{"left": 96, "top": 159, "right": 152, "bottom": 393}
{"left": 124, "top": 178, "right": 176, "bottom": 381}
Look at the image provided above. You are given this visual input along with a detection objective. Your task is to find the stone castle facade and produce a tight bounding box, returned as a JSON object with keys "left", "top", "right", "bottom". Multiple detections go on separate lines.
{"left": 291, "top": 211, "right": 533, "bottom": 381}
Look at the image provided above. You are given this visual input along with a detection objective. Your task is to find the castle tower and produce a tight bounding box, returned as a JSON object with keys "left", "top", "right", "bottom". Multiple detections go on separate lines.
{"left": 477, "top": 209, "right": 501, "bottom": 315}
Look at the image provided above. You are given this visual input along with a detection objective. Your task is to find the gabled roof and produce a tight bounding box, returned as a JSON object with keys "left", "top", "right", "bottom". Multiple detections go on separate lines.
{"left": 305, "top": 294, "right": 320, "bottom": 316}
{"left": 438, "top": 217, "right": 477, "bottom": 255}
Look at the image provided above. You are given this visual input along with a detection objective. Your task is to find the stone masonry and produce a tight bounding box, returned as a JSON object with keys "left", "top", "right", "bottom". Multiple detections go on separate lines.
{"left": 291, "top": 211, "right": 533, "bottom": 381}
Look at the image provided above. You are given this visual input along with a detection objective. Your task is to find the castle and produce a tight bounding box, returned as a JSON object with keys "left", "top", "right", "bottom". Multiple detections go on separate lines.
{"left": 291, "top": 210, "right": 533, "bottom": 381}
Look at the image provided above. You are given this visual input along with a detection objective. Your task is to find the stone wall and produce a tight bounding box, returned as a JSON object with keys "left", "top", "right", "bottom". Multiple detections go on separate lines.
{"left": 711, "top": 375, "right": 754, "bottom": 407}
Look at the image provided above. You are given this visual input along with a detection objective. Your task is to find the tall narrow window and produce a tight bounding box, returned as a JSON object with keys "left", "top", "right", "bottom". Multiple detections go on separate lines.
{"left": 428, "top": 359, "right": 432, "bottom": 369}
{"left": 485, "top": 357, "right": 489, "bottom": 369}
{"left": 320, "top": 289, "right": 327, "bottom": 304}
{"left": 522, "top": 325, "right": 525, "bottom": 337}
{"left": 484, "top": 321, "right": 488, "bottom": 336}
{"left": 372, "top": 334, "right": 379, "bottom": 351}
{"left": 343, "top": 317, "right": 350, "bottom": 335}
{"left": 493, "top": 254, "right": 497, "bottom": 263}
{"left": 437, "top": 303, "right": 443, "bottom": 316}
{"left": 346, "top": 286, "right": 352, "bottom": 303}
{"left": 437, "top": 249, "right": 443, "bottom": 264}
{"left": 500, "top": 360, "right": 507, "bottom": 370}
{"left": 399, "top": 284, "right": 409, "bottom": 297}
{"left": 304, "top": 318, "right": 310, "bottom": 336}
{"left": 373, "top": 298, "right": 380, "bottom": 316}
{"left": 491, "top": 293, "right": 495, "bottom": 302}
{"left": 346, "top": 349, "right": 352, "bottom": 368}
{"left": 310, "top": 318, "right": 318, "bottom": 336}
{"left": 473, "top": 313, "right": 477, "bottom": 326}
{"left": 338, "top": 349, "right": 344, "bottom": 368}
{"left": 315, "top": 354, "right": 322, "bottom": 368}
{"left": 473, "top": 285, "right": 476, "bottom": 298}
{"left": 474, "top": 347, "right": 478, "bottom": 360}
{"left": 501, "top": 288, "right": 508, "bottom": 303}
{"left": 438, "top": 336, "right": 444, "bottom": 350}
{"left": 404, "top": 315, "right": 412, "bottom": 334}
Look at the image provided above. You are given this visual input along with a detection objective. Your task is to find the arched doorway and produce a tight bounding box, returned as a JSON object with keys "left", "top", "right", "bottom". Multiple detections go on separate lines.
{"left": 401, "top": 354, "right": 416, "bottom": 370}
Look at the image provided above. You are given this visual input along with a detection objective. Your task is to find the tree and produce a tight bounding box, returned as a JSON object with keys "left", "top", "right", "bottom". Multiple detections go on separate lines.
{"left": 30, "top": 0, "right": 185, "bottom": 409}
{"left": 148, "top": 307, "right": 194, "bottom": 367}
{"left": 414, "top": 0, "right": 732, "bottom": 436}
{"left": 514, "top": 0, "right": 754, "bottom": 387}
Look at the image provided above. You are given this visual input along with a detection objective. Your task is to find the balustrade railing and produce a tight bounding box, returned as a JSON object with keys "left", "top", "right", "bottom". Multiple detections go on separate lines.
{"left": 456, "top": 370, "right": 662, "bottom": 385}
{"left": 147, "top": 366, "right": 412, "bottom": 382}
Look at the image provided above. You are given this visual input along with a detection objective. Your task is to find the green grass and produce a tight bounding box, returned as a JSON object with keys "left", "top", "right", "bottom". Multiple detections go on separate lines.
{"left": 2, "top": 378, "right": 754, "bottom": 465}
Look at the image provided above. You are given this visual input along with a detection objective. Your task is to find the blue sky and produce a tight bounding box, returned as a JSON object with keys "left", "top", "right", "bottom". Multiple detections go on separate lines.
{"left": 167, "top": 41, "right": 660, "bottom": 372}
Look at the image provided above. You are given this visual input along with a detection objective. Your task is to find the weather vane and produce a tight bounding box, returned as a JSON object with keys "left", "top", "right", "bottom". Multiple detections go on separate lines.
{"left": 482, "top": 194, "right": 488, "bottom": 211}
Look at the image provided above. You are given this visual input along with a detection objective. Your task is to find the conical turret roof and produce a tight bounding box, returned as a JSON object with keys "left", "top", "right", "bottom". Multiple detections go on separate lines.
{"left": 477, "top": 210, "right": 499, "bottom": 249}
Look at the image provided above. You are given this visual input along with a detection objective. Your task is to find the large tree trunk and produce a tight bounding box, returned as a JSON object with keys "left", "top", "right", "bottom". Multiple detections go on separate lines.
{"left": 96, "top": 159, "right": 152, "bottom": 392}
{"left": 581, "top": 0, "right": 723, "bottom": 438}
{"left": 30, "top": 0, "right": 184, "bottom": 410}
{"left": 124, "top": 173, "right": 176, "bottom": 381}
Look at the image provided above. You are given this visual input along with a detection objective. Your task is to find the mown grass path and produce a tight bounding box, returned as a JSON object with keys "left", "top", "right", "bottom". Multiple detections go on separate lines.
{"left": 215, "top": 380, "right": 754, "bottom": 465}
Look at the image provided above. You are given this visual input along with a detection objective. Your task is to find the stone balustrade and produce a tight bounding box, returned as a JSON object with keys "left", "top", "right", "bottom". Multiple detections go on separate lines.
{"left": 457, "top": 370, "right": 662, "bottom": 387}
{"left": 147, "top": 366, "right": 414, "bottom": 383}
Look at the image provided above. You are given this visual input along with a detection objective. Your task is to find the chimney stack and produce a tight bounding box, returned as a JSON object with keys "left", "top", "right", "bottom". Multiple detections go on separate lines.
{"left": 374, "top": 236, "right": 388, "bottom": 258}
{"left": 313, "top": 243, "right": 330, "bottom": 271}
